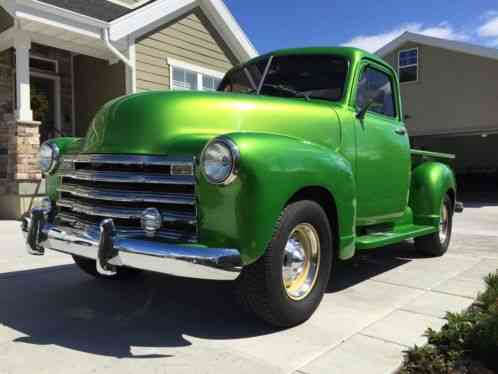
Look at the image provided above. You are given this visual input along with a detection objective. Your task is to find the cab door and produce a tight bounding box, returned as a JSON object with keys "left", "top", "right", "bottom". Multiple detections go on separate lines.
{"left": 353, "top": 62, "right": 411, "bottom": 225}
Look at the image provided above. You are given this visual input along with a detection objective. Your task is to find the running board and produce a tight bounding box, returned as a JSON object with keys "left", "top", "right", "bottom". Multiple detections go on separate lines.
{"left": 356, "top": 224, "right": 437, "bottom": 250}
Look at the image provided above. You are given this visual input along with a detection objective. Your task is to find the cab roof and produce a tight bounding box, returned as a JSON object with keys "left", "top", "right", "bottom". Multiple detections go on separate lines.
{"left": 242, "top": 47, "right": 389, "bottom": 70}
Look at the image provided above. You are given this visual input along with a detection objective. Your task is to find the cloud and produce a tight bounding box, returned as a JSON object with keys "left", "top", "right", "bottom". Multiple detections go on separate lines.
{"left": 342, "top": 23, "right": 470, "bottom": 53}
{"left": 478, "top": 16, "right": 498, "bottom": 37}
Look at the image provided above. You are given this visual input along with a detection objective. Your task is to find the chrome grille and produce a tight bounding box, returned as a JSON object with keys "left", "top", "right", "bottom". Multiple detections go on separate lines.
{"left": 55, "top": 154, "right": 198, "bottom": 243}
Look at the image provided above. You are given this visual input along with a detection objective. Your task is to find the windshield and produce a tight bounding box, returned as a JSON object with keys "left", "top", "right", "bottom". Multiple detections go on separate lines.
{"left": 218, "top": 54, "right": 348, "bottom": 102}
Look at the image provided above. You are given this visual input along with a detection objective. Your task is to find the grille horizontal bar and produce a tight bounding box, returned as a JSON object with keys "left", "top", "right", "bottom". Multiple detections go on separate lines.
{"left": 56, "top": 213, "right": 198, "bottom": 243}
{"left": 59, "top": 170, "right": 195, "bottom": 185}
{"left": 58, "top": 184, "right": 195, "bottom": 205}
{"left": 57, "top": 198, "right": 197, "bottom": 224}
{"left": 62, "top": 154, "right": 194, "bottom": 167}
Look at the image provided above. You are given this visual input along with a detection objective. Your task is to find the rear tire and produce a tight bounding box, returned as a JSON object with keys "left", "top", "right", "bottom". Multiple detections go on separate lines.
{"left": 237, "top": 200, "right": 333, "bottom": 327}
{"left": 72, "top": 255, "right": 141, "bottom": 280}
{"left": 414, "top": 194, "right": 453, "bottom": 257}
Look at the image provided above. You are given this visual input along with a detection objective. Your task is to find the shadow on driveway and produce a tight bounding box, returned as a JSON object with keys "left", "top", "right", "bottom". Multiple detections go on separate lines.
{"left": 0, "top": 242, "right": 419, "bottom": 359}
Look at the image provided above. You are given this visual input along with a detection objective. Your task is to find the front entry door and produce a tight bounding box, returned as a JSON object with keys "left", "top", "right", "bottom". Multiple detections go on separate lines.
{"left": 30, "top": 75, "right": 57, "bottom": 143}
{"left": 354, "top": 64, "right": 411, "bottom": 225}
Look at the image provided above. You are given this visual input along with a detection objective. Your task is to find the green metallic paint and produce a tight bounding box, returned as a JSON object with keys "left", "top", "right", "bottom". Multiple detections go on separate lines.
{"left": 42, "top": 47, "right": 458, "bottom": 267}
{"left": 409, "top": 161, "right": 457, "bottom": 227}
{"left": 197, "top": 132, "right": 356, "bottom": 264}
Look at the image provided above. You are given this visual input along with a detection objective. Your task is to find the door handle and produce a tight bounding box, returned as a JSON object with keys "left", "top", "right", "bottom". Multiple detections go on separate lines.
{"left": 395, "top": 128, "right": 406, "bottom": 136}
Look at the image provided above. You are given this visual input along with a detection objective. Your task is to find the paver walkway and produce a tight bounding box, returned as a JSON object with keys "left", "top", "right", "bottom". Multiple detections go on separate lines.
{"left": 0, "top": 202, "right": 497, "bottom": 374}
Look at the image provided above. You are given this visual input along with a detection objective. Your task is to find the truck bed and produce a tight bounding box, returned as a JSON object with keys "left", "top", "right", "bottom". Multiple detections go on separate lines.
{"left": 411, "top": 149, "right": 455, "bottom": 167}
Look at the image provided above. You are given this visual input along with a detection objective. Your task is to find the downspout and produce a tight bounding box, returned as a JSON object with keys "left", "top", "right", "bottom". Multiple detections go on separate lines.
{"left": 102, "top": 27, "right": 136, "bottom": 93}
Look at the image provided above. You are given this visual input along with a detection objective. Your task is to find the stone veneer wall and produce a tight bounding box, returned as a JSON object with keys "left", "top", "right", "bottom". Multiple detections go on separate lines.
{"left": 0, "top": 114, "right": 44, "bottom": 219}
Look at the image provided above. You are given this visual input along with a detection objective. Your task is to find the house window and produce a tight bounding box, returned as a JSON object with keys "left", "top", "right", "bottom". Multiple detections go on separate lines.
{"left": 398, "top": 48, "right": 418, "bottom": 83}
{"left": 202, "top": 75, "right": 221, "bottom": 91}
{"left": 169, "top": 59, "right": 224, "bottom": 92}
{"left": 172, "top": 66, "right": 198, "bottom": 90}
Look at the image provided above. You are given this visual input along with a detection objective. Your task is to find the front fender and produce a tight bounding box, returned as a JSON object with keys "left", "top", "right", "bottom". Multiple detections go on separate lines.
{"left": 197, "top": 132, "right": 356, "bottom": 265}
{"left": 409, "top": 161, "right": 456, "bottom": 227}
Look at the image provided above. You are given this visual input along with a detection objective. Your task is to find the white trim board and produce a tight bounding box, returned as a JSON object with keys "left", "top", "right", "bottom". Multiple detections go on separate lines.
{"left": 377, "top": 32, "right": 498, "bottom": 62}
{"left": 109, "top": 0, "right": 258, "bottom": 61}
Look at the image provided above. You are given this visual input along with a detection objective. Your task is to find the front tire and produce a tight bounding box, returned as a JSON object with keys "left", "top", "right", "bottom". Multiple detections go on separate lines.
{"left": 414, "top": 194, "right": 453, "bottom": 257}
{"left": 238, "top": 200, "right": 333, "bottom": 327}
{"left": 72, "top": 255, "right": 142, "bottom": 280}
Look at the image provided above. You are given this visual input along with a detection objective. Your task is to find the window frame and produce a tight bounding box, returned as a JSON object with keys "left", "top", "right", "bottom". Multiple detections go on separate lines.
{"left": 353, "top": 62, "right": 400, "bottom": 120}
{"left": 167, "top": 57, "right": 224, "bottom": 92}
{"left": 397, "top": 48, "right": 419, "bottom": 84}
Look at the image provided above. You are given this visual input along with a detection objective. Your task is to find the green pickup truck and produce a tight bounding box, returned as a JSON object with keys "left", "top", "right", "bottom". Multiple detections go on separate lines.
{"left": 23, "top": 47, "right": 463, "bottom": 327}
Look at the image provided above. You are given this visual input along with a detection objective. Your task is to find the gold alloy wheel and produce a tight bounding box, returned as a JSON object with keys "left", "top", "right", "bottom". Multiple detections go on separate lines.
{"left": 282, "top": 223, "right": 321, "bottom": 301}
{"left": 439, "top": 202, "right": 450, "bottom": 244}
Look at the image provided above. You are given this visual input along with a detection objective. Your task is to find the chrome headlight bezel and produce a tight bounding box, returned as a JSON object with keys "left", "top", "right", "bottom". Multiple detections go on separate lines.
{"left": 39, "top": 141, "right": 60, "bottom": 175}
{"left": 200, "top": 137, "right": 240, "bottom": 186}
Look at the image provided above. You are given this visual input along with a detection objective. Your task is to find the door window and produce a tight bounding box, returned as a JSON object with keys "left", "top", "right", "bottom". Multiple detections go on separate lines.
{"left": 356, "top": 66, "right": 396, "bottom": 118}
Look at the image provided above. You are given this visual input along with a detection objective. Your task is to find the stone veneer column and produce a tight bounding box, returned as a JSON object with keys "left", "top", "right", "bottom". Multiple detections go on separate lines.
{"left": 0, "top": 114, "right": 44, "bottom": 219}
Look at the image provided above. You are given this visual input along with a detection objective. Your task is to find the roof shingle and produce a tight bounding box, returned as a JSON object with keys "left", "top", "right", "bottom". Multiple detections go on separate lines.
{"left": 37, "top": 0, "right": 155, "bottom": 22}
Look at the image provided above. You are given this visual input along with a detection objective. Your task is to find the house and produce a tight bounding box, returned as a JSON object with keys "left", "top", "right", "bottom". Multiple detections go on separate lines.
{"left": 0, "top": 0, "right": 257, "bottom": 218}
{"left": 377, "top": 32, "right": 498, "bottom": 177}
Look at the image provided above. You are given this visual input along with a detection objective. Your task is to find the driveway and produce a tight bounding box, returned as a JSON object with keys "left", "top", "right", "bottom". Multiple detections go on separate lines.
{"left": 0, "top": 201, "right": 497, "bottom": 374}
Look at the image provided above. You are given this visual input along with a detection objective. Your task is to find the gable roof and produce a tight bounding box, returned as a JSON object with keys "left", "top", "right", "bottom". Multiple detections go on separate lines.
{"left": 35, "top": 0, "right": 156, "bottom": 21}
{"left": 377, "top": 32, "right": 498, "bottom": 62}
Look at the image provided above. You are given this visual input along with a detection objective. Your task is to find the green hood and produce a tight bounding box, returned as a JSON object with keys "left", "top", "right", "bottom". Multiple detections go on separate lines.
{"left": 81, "top": 91, "right": 341, "bottom": 156}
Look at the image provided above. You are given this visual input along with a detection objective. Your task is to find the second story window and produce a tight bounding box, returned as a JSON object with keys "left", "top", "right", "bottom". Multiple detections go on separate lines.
{"left": 202, "top": 75, "right": 222, "bottom": 91}
{"left": 398, "top": 48, "right": 418, "bottom": 83}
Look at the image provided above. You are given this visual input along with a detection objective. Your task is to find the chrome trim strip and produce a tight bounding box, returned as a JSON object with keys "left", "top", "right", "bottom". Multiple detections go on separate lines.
{"left": 57, "top": 198, "right": 197, "bottom": 224}
{"left": 58, "top": 184, "right": 195, "bottom": 205}
{"left": 23, "top": 220, "right": 241, "bottom": 281}
{"left": 56, "top": 213, "right": 198, "bottom": 243}
{"left": 62, "top": 154, "right": 194, "bottom": 167}
{"left": 59, "top": 170, "right": 195, "bottom": 185}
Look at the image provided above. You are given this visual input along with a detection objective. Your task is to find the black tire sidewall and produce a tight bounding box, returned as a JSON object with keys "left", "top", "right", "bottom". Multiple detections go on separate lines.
{"left": 266, "top": 200, "right": 333, "bottom": 325}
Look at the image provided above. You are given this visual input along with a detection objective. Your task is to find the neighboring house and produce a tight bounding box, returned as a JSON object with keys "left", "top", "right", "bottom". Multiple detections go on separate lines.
{"left": 377, "top": 32, "right": 498, "bottom": 176}
{"left": 0, "top": 0, "right": 257, "bottom": 218}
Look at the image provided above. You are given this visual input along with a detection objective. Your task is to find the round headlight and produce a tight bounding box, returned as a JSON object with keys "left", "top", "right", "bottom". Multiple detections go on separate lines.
{"left": 201, "top": 137, "right": 239, "bottom": 185}
{"left": 39, "top": 142, "right": 60, "bottom": 174}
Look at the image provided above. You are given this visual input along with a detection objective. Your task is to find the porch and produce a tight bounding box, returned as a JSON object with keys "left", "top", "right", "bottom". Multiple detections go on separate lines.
{"left": 0, "top": 4, "right": 134, "bottom": 218}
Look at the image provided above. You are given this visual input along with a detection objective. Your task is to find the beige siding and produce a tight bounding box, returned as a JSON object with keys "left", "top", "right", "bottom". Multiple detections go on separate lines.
{"left": 74, "top": 55, "right": 126, "bottom": 137}
{"left": 383, "top": 42, "right": 498, "bottom": 136}
{"left": 0, "top": 7, "right": 13, "bottom": 33}
{"left": 136, "top": 7, "right": 238, "bottom": 92}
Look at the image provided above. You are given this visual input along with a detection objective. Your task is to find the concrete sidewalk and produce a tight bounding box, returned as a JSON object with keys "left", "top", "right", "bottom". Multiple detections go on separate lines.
{"left": 0, "top": 204, "right": 497, "bottom": 374}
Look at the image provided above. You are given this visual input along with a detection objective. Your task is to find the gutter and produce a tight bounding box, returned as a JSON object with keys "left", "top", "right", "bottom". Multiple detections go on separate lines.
{"left": 103, "top": 27, "right": 136, "bottom": 93}
{"left": 103, "top": 27, "right": 133, "bottom": 69}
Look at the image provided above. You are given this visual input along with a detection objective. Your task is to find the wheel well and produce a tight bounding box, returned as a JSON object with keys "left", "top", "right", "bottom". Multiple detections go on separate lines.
{"left": 287, "top": 186, "right": 339, "bottom": 256}
{"left": 446, "top": 188, "right": 456, "bottom": 211}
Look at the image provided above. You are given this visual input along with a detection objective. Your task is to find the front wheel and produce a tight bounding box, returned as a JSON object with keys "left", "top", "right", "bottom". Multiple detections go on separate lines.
{"left": 237, "top": 200, "right": 333, "bottom": 327}
{"left": 414, "top": 194, "right": 453, "bottom": 257}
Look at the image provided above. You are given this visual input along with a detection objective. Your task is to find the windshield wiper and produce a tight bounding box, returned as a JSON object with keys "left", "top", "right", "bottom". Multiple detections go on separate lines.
{"left": 261, "top": 84, "right": 311, "bottom": 101}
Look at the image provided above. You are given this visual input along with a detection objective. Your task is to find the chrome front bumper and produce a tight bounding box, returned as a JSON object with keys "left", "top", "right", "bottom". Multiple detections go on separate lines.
{"left": 21, "top": 209, "right": 242, "bottom": 281}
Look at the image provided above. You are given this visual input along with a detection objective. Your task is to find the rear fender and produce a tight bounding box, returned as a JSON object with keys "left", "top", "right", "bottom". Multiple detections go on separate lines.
{"left": 409, "top": 161, "right": 456, "bottom": 227}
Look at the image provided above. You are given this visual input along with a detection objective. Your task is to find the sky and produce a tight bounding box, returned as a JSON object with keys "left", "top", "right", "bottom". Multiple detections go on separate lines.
{"left": 224, "top": 0, "right": 498, "bottom": 54}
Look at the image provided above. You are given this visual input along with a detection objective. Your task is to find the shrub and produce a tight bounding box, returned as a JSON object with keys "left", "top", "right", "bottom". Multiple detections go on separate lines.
{"left": 400, "top": 271, "right": 498, "bottom": 374}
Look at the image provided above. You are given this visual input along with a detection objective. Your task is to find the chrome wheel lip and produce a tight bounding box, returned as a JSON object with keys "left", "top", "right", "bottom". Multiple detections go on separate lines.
{"left": 282, "top": 223, "right": 321, "bottom": 301}
{"left": 439, "top": 202, "right": 450, "bottom": 243}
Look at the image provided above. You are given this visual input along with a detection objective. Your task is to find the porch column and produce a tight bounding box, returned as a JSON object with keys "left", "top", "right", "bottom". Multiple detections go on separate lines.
{"left": 14, "top": 31, "right": 33, "bottom": 122}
